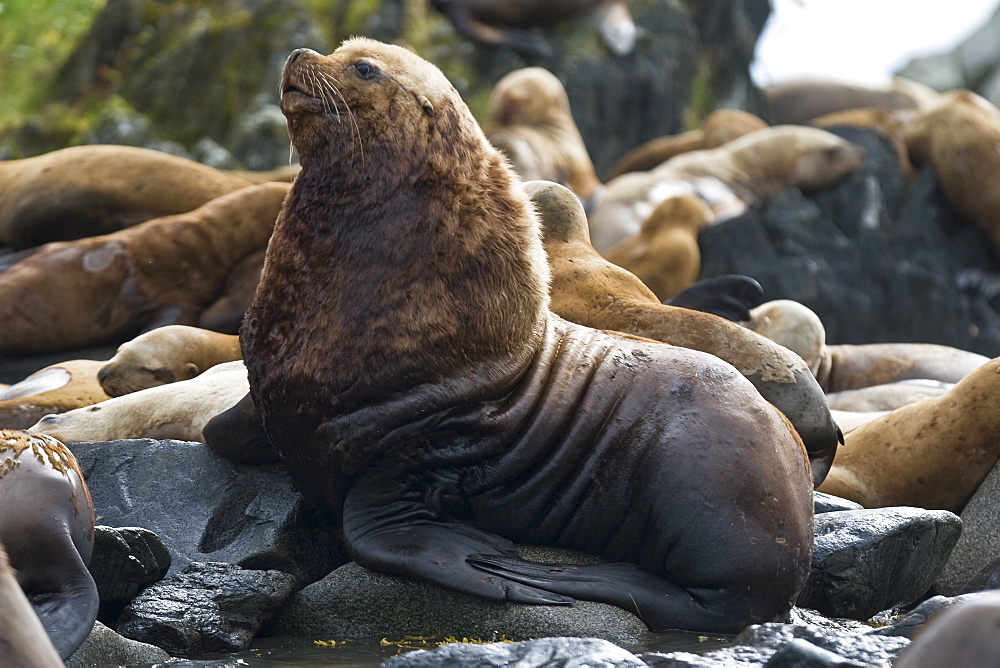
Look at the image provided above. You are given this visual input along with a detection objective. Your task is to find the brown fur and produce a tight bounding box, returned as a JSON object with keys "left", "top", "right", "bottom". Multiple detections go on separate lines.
{"left": 605, "top": 109, "right": 768, "bottom": 180}
{"left": 0, "top": 182, "right": 288, "bottom": 356}
{"left": 819, "top": 356, "right": 1000, "bottom": 513}
{"left": 747, "top": 300, "right": 989, "bottom": 392}
{"left": 904, "top": 90, "right": 1000, "bottom": 251}
{"left": 812, "top": 107, "right": 919, "bottom": 178}
{"left": 225, "top": 165, "right": 301, "bottom": 183}
{"left": 529, "top": 179, "right": 839, "bottom": 484}
{"left": 485, "top": 67, "right": 602, "bottom": 203}
{"left": 588, "top": 125, "right": 866, "bottom": 253}
{"left": 0, "top": 145, "right": 256, "bottom": 249}
{"left": 0, "top": 360, "right": 109, "bottom": 430}
{"left": 762, "top": 77, "right": 930, "bottom": 125}
{"left": 99, "top": 325, "right": 241, "bottom": 397}
{"left": 603, "top": 194, "right": 714, "bottom": 299}
{"left": 240, "top": 40, "right": 814, "bottom": 633}
{"left": 197, "top": 249, "right": 266, "bottom": 334}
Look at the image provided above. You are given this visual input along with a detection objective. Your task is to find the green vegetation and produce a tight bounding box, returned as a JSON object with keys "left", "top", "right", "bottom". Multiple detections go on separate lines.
{"left": 0, "top": 0, "right": 105, "bottom": 127}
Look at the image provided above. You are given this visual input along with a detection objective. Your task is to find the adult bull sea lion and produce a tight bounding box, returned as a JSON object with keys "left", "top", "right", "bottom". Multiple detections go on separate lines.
{"left": 240, "top": 39, "right": 815, "bottom": 633}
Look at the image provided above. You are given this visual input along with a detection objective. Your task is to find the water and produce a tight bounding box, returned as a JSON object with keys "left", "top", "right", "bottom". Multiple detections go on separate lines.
{"left": 150, "top": 631, "right": 734, "bottom": 667}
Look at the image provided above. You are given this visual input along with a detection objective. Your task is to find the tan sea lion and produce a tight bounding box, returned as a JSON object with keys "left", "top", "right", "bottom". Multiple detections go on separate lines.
{"left": 225, "top": 164, "right": 301, "bottom": 183}
{"left": 604, "top": 109, "right": 769, "bottom": 180}
{"left": 485, "top": 67, "right": 602, "bottom": 206}
{"left": 818, "top": 356, "right": 1000, "bottom": 513}
{"left": 0, "top": 430, "right": 98, "bottom": 659}
{"left": 430, "top": 0, "right": 636, "bottom": 58}
{"left": 761, "top": 76, "right": 929, "bottom": 126}
{"left": 30, "top": 360, "right": 248, "bottom": 444}
{"left": 0, "top": 360, "right": 109, "bottom": 430}
{"left": 602, "top": 194, "right": 714, "bottom": 300}
{"left": 747, "top": 299, "right": 990, "bottom": 391}
{"left": 811, "top": 107, "right": 919, "bottom": 178}
{"left": 0, "top": 544, "right": 65, "bottom": 667}
{"left": 587, "top": 125, "right": 866, "bottom": 253}
{"left": 825, "top": 379, "right": 953, "bottom": 412}
{"left": 905, "top": 89, "right": 1000, "bottom": 251}
{"left": 529, "top": 179, "right": 840, "bottom": 484}
{"left": 235, "top": 39, "right": 816, "bottom": 634}
{"left": 0, "top": 144, "right": 257, "bottom": 249}
{"left": 0, "top": 182, "right": 289, "bottom": 356}
{"left": 98, "top": 325, "right": 241, "bottom": 397}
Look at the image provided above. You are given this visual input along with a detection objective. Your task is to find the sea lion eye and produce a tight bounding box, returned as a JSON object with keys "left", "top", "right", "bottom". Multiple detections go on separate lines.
{"left": 355, "top": 61, "right": 378, "bottom": 80}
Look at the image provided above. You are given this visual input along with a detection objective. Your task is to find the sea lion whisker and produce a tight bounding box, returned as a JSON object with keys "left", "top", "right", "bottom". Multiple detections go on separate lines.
{"left": 320, "top": 71, "right": 366, "bottom": 165}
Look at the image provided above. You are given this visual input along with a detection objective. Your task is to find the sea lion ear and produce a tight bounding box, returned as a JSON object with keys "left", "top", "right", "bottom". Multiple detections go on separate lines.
{"left": 419, "top": 95, "right": 434, "bottom": 116}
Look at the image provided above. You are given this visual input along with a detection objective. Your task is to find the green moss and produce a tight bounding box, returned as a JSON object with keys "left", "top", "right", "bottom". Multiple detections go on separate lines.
{"left": 0, "top": 0, "right": 105, "bottom": 127}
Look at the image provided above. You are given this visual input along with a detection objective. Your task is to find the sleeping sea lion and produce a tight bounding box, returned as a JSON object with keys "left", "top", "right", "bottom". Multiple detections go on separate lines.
{"left": 235, "top": 39, "right": 816, "bottom": 634}
{"left": 0, "top": 182, "right": 288, "bottom": 356}
{"left": 0, "top": 360, "right": 109, "bottom": 430}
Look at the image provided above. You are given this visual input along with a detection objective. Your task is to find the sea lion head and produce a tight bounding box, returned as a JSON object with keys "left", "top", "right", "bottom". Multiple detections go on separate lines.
{"left": 486, "top": 67, "right": 571, "bottom": 126}
{"left": 99, "top": 328, "right": 201, "bottom": 396}
{"left": 279, "top": 39, "right": 474, "bottom": 178}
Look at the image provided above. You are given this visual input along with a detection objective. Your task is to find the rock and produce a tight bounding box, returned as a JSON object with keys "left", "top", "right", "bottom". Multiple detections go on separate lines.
{"left": 798, "top": 507, "right": 962, "bottom": 619}
{"left": 115, "top": 561, "right": 297, "bottom": 657}
{"left": 66, "top": 620, "right": 171, "bottom": 667}
{"left": 89, "top": 525, "right": 171, "bottom": 623}
{"left": 265, "top": 546, "right": 652, "bottom": 646}
{"left": 935, "top": 458, "right": 1000, "bottom": 595}
{"left": 814, "top": 492, "right": 863, "bottom": 514}
{"left": 70, "top": 439, "right": 347, "bottom": 584}
{"left": 872, "top": 592, "right": 987, "bottom": 638}
{"left": 639, "top": 620, "right": 909, "bottom": 667}
{"left": 381, "top": 636, "right": 647, "bottom": 668}
{"left": 698, "top": 127, "right": 1000, "bottom": 356}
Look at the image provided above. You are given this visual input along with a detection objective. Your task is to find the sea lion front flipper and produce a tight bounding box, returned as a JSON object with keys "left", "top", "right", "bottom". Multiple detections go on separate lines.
{"left": 204, "top": 392, "right": 280, "bottom": 464}
{"left": 343, "top": 465, "right": 572, "bottom": 606}
{"left": 665, "top": 274, "right": 764, "bottom": 322}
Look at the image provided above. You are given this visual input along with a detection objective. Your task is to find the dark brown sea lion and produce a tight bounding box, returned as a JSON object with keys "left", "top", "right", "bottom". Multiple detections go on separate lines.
{"left": 0, "top": 360, "right": 109, "bottom": 430}
{"left": 0, "top": 430, "right": 98, "bottom": 659}
{"left": 0, "top": 182, "right": 289, "bottom": 356}
{"left": 430, "top": 0, "right": 636, "bottom": 58}
{"left": 528, "top": 179, "right": 841, "bottom": 486}
{"left": 239, "top": 39, "right": 814, "bottom": 634}
{"left": 0, "top": 144, "right": 257, "bottom": 249}
{"left": 98, "top": 325, "right": 241, "bottom": 396}
{"left": 604, "top": 109, "right": 768, "bottom": 180}
{"left": 484, "top": 67, "right": 602, "bottom": 206}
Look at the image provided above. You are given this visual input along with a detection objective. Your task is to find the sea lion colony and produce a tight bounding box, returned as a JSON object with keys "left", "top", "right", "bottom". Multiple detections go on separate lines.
{"left": 1, "top": 35, "right": 1000, "bottom": 652}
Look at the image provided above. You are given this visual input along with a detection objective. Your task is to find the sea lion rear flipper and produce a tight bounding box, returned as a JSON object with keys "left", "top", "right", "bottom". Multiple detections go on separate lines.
{"left": 344, "top": 466, "right": 571, "bottom": 606}
{"left": 665, "top": 274, "right": 764, "bottom": 322}
{"left": 467, "top": 554, "right": 742, "bottom": 632}
{"left": 204, "top": 392, "right": 280, "bottom": 464}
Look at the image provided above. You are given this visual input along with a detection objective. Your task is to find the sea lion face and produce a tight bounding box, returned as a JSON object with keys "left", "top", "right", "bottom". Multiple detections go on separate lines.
{"left": 279, "top": 39, "right": 462, "bottom": 171}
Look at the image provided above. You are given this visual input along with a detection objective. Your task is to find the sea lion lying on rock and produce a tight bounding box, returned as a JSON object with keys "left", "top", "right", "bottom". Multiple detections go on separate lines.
{"left": 98, "top": 325, "right": 241, "bottom": 397}
{"left": 747, "top": 299, "right": 989, "bottom": 391}
{"left": 235, "top": 39, "right": 816, "bottom": 634}
{"left": 587, "top": 124, "right": 867, "bottom": 253}
{"left": 0, "top": 144, "right": 257, "bottom": 248}
{"left": 0, "top": 182, "right": 289, "bottom": 356}
{"left": 30, "top": 360, "right": 248, "bottom": 444}
{"left": 0, "top": 360, "right": 109, "bottom": 430}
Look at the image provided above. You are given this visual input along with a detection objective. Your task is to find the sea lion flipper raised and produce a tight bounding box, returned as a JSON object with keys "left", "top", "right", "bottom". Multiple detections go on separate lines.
{"left": 665, "top": 274, "right": 764, "bottom": 322}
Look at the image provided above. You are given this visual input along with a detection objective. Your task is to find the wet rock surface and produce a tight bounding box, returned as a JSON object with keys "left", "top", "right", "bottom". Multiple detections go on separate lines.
{"left": 89, "top": 525, "right": 171, "bottom": 623}
{"left": 115, "top": 561, "right": 297, "bottom": 657}
{"left": 935, "top": 458, "right": 1000, "bottom": 595}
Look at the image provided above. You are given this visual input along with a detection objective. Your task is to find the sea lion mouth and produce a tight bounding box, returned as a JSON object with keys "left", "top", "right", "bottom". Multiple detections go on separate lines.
{"left": 280, "top": 83, "right": 327, "bottom": 115}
